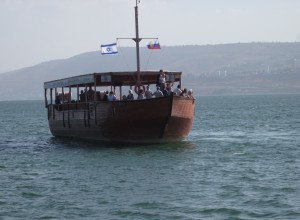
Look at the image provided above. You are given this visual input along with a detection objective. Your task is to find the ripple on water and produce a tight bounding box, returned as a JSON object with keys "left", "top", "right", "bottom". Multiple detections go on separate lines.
{"left": 0, "top": 97, "right": 300, "bottom": 219}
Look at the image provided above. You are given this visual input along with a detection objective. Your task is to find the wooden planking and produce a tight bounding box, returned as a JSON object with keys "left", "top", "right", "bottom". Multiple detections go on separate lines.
{"left": 48, "top": 95, "right": 194, "bottom": 143}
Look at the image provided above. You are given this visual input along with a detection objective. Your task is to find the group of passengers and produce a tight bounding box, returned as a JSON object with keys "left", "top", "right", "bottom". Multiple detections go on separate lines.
{"left": 157, "top": 69, "right": 194, "bottom": 98}
{"left": 103, "top": 69, "right": 194, "bottom": 101}
{"left": 149, "top": 83, "right": 193, "bottom": 99}
{"left": 158, "top": 69, "right": 193, "bottom": 98}
{"left": 103, "top": 91, "right": 117, "bottom": 101}
{"left": 55, "top": 70, "right": 193, "bottom": 104}
{"left": 79, "top": 87, "right": 96, "bottom": 102}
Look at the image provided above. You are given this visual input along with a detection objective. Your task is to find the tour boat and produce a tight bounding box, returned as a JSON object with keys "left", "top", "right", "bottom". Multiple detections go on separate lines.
{"left": 43, "top": 1, "right": 195, "bottom": 143}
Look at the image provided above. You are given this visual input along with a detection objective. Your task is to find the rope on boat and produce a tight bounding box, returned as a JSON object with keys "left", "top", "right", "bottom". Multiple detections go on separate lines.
{"left": 116, "top": 39, "right": 137, "bottom": 83}
{"left": 143, "top": 39, "right": 160, "bottom": 82}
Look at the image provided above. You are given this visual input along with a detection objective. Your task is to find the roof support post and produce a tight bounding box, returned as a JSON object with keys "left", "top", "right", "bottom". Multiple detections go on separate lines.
{"left": 77, "top": 85, "right": 79, "bottom": 102}
{"left": 85, "top": 84, "right": 87, "bottom": 103}
{"left": 50, "top": 88, "right": 53, "bottom": 105}
{"left": 94, "top": 76, "right": 97, "bottom": 102}
{"left": 62, "top": 87, "right": 65, "bottom": 103}
{"left": 44, "top": 89, "right": 48, "bottom": 108}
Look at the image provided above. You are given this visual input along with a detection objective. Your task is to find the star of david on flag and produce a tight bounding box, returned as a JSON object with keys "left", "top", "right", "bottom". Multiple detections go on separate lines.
{"left": 101, "top": 43, "right": 118, "bottom": 55}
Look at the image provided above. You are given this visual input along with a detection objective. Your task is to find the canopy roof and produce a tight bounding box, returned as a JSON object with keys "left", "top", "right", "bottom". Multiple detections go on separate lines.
{"left": 44, "top": 70, "right": 182, "bottom": 89}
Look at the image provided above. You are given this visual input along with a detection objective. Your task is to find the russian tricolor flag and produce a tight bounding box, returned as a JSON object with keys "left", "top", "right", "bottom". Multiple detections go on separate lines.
{"left": 147, "top": 41, "right": 161, "bottom": 49}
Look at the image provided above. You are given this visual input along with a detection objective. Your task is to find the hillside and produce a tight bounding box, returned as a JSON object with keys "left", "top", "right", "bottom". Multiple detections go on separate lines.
{"left": 1, "top": 42, "right": 300, "bottom": 100}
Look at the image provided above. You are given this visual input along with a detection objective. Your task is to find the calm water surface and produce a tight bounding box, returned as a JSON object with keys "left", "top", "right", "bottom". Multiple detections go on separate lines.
{"left": 0, "top": 95, "right": 299, "bottom": 219}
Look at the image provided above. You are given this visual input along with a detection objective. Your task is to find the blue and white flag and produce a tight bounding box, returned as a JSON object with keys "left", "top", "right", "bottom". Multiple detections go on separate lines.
{"left": 101, "top": 43, "right": 118, "bottom": 55}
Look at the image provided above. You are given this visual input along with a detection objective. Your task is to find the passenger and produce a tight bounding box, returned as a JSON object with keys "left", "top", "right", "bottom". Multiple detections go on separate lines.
{"left": 127, "top": 89, "right": 134, "bottom": 100}
{"left": 173, "top": 84, "right": 182, "bottom": 96}
{"left": 54, "top": 93, "right": 61, "bottom": 110}
{"left": 187, "top": 89, "right": 194, "bottom": 99}
{"left": 158, "top": 69, "right": 166, "bottom": 91}
{"left": 153, "top": 86, "right": 163, "bottom": 98}
{"left": 103, "top": 91, "right": 109, "bottom": 101}
{"left": 122, "top": 95, "right": 127, "bottom": 101}
{"left": 87, "top": 86, "right": 95, "bottom": 101}
{"left": 79, "top": 90, "right": 85, "bottom": 102}
{"left": 108, "top": 91, "right": 116, "bottom": 101}
{"left": 55, "top": 93, "right": 61, "bottom": 105}
{"left": 166, "top": 83, "right": 172, "bottom": 92}
{"left": 144, "top": 86, "right": 153, "bottom": 99}
{"left": 161, "top": 84, "right": 169, "bottom": 96}
{"left": 180, "top": 88, "right": 188, "bottom": 97}
{"left": 137, "top": 89, "right": 144, "bottom": 100}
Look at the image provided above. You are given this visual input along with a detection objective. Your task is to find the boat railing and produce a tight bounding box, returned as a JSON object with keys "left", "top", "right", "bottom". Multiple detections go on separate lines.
{"left": 49, "top": 93, "right": 193, "bottom": 112}
{"left": 55, "top": 102, "right": 88, "bottom": 111}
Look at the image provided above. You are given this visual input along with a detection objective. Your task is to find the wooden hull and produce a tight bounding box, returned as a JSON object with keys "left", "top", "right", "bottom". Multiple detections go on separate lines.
{"left": 47, "top": 95, "right": 194, "bottom": 143}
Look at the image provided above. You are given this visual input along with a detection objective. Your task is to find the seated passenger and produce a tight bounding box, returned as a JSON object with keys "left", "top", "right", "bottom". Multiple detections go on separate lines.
{"left": 180, "top": 88, "right": 187, "bottom": 97}
{"left": 127, "top": 90, "right": 134, "bottom": 100}
{"left": 173, "top": 84, "right": 182, "bottom": 96}
{"left": 137, "top": 89, "right": 144, "bottom": 100}
{"left": 187, "top": 89, "right": 194, "bottom": 99}
{"left": 108, "top": 91, "right": 116, "bottom": 101}
{"left": 161, "top": 84, "right": 169, "bottom": 96}
{"left": 122, "top": 95, "right": 127, "bottom": 101}
{"left": 166, "top": 83, "right": 173, "bottom": 92}
{"left": 153, "top": 86, "right": 163, "bottom": 98}
{"left": 145, "top": 86, "right": 153, "bottom": 99}
{"left": 103, "top": 91, "right": 109, "bottom": 101}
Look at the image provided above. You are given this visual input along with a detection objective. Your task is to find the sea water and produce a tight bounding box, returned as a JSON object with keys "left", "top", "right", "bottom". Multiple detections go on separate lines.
{"left": 0, "top": 95, "right": 299, "bottom": 219}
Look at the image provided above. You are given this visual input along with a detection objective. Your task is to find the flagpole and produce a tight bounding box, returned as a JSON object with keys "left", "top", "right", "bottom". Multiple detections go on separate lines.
{"left": 134, "top": 0, "right": 141, "bottom": 85}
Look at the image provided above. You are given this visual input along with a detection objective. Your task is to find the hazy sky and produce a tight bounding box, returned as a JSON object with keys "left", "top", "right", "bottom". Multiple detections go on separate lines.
{"left": 1, "top": 0, "right": 300, "bottom": 73}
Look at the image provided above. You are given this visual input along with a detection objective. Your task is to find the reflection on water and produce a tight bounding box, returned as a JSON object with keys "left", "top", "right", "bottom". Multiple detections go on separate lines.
{"left": 47, "top": 136, "right": 197, "bottom": 153}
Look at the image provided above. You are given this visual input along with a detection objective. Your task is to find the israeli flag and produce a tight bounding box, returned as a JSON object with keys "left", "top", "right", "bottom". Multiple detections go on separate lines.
{"left": 101, "top": 43, "right": 118, "bottom": 55}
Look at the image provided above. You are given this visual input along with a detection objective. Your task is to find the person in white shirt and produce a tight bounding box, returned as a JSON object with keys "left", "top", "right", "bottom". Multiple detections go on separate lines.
{"left": 127, "top": 90, "right": 134, "bottom": 100}
{"left": 153, "top": 86, "right": 163, "bottom": 98}
{"left": 187, "top": 89, "right": 194, "bottom": 99}
{"left": 173, "top": 84, "right": 182, "bottom": 96}
{"left": 144, "top": 86, "right": 153, "bottom": 99}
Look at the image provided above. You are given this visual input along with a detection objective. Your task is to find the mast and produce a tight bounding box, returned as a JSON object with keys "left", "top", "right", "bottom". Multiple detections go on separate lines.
{"left": 134, "top": 0, "right": 141, "bottom": 85}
